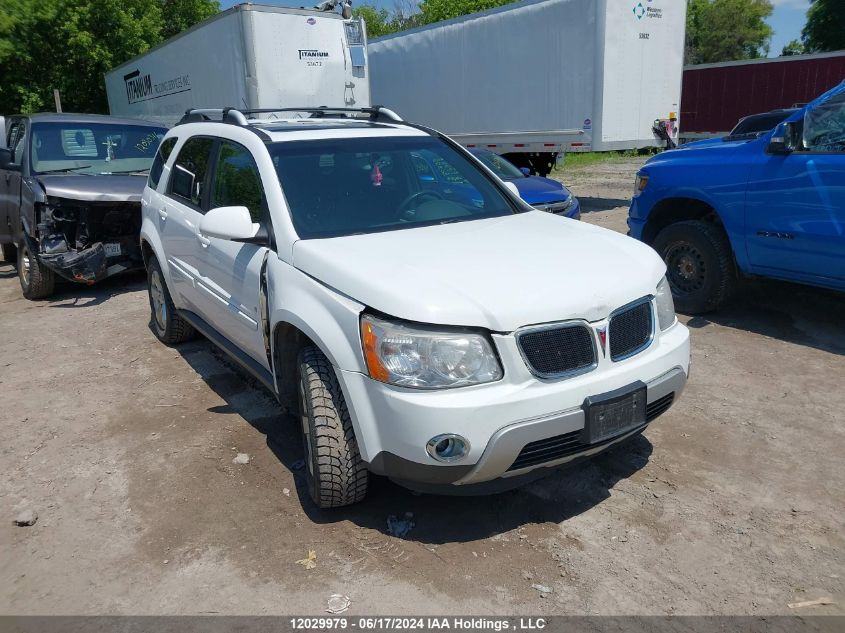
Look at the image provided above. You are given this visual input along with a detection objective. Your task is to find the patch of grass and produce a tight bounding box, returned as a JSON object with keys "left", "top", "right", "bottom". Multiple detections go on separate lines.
{"left": 554, "top": 148, "right": 657, "bottom": 173}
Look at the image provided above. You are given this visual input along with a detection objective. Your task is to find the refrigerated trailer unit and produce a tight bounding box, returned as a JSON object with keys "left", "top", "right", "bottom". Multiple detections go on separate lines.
{"left": 105, "top": 3, "right": 370, "bottom": 126}
{"left": 367, "top": 0, "right": 686, "bottom": 175}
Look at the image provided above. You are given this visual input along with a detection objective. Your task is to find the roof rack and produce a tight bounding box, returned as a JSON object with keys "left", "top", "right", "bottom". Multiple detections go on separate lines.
{"left": 177, "top": 106, "right": 404, "bottom": 126}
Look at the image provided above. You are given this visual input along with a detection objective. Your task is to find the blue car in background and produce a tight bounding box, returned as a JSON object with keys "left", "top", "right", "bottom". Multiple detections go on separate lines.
{"left": 469, "top": 149, "right": 580, "bottom": 219}
{"left": 410, "top": 148, "right": 580, "bottom": 220}
{"left": 629, "top": 81, "right": 845, "bottom": 314}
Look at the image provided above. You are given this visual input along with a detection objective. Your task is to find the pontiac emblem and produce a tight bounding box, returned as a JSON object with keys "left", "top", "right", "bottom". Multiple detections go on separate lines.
{"left": 597, "top": 326, "right": 608, "bottom": 357}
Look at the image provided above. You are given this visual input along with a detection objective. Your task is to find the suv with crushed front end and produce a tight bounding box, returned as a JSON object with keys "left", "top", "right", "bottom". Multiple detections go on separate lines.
{"left": 141, "top": 106, "right": 690, "bottom": 508}
{"left": 0, "top": 114, "right": 167, "bottom": 299}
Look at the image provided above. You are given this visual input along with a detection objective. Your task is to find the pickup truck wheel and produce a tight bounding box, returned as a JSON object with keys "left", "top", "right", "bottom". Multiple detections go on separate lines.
{"left": 147, "top": 258, "right": 195, "bottom": 344}
{"left": 653, "top": 220, "right": 736, "bottom": 314}
{"left": 297, "top": 346, "right": 368, "bottom": 508}
{"left": 2, "top": 243, "right": 17, "bottom": 264}
{"left": 18, "top": 241, "right": 55, "bottom": 300}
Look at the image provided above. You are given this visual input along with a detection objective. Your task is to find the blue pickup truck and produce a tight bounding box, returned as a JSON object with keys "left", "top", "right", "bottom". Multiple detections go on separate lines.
{"left": 628, "top": 81, "right": 845, "bottom": 314}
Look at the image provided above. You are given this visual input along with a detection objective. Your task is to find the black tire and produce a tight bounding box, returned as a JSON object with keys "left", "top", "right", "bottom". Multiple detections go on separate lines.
{"left": 147, "top": 257, "right": 195, "bottom": 345}
{"left": 18, "top": 240, "right": 55, "bottom": 300}
{"left": 1, "top": 243, "right": 17, "bottom": 264}
{"left": 297, "top": 346, "right": 368, "bottom": 508}
{"left": 652, "top": 220, "right": 737, "bottom": 314}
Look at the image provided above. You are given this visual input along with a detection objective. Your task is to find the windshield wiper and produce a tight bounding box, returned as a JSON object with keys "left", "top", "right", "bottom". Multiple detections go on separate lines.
{"left": 39, "top": 165, "right": 93, "bottom": 174}
{"left": 104, "top": 169, "right": 150, "bottom": 175}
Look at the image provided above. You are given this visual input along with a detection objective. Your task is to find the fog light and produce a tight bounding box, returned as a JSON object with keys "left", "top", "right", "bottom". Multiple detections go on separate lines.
{"left": 426, "top": 434, "right": 470, "bottom": 463}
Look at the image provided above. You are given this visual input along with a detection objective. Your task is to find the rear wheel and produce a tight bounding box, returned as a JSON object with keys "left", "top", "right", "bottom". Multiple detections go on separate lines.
{"left": 147, "top": 257, "right": 195, "bottom": 344}
{"left": 652, "top": 220, "right": 737, "bottom": 314}
{"left": 18, "top": 241, "right": 55, "bottom": 300}
{"left": 297, "top": 345, "right": 368, "bottom": 508}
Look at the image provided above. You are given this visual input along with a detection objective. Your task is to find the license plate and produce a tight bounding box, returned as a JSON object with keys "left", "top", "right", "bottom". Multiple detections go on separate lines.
{"left": 581, "top": 383, "right": 647, "bottom": 444}
{"left": 104, "top": 243, "right": 121, "bottom": 257}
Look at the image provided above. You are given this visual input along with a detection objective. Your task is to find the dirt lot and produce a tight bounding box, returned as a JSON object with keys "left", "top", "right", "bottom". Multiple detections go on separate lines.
{"left": 1, "top": 157, "right": 843, "bottom": 615}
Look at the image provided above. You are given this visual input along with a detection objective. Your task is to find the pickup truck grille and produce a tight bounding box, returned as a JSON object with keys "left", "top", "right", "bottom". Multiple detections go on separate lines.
{"left": 506, "top": 392, "right": 676, "bottom": 472}
{"left": 609, "top": 299, "right": 653, "bottom": 361}
{"left": 517, "top": 323, "right": 596, "bottom": 378}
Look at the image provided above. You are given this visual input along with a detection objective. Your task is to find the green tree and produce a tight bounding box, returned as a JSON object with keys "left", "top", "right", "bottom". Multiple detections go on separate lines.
{"left": 802, "top": 0, "right": 845, "bottom": 53}
{"left": 780, "top": 39, "right": 805, "bottom": 56}
{"left": 417, "top": 0, "right": 514, "bottom": 25}
{"left": 160, "top": 0, "right": 219, "bottom": 39}
{"left": 354, "top": 4, "right": 399, "bottom": 38}
{"left": 685, "top": 0, "right": 774, "bottom": 65}
{"left": 0, "top": 0, "right": 219, "bottom": 115}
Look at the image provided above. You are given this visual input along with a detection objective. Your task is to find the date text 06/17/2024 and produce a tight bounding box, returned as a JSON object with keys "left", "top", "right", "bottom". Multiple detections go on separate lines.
{"left": 289, "top": 618, "right": 548, "bottom": 631}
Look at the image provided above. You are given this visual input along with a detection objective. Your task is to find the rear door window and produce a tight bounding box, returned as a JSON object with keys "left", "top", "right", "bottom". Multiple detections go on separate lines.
{"left": 148, "top": 137, "right": 178, "bottom": 191}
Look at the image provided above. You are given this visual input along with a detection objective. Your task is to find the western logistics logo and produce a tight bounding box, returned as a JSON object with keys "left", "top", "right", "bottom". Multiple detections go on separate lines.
{"left": 633, "top": 0, "right": 661, "bottom": 20}
{"left": 123, "top": 69, "right": 191, "bottom": 105}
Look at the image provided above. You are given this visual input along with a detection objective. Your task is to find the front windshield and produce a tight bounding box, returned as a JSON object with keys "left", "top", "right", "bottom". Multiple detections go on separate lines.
{"left": 471, "top": 150, "right": 525, "bottom": 180}
{"left": 271, "top": 136, "right": 518, "bottom": 239}
{"left": 30, "top": 122, "right": 167, "bottom": 175}
{"left": 803, "top": 92, "right": 845, "bottom": 151}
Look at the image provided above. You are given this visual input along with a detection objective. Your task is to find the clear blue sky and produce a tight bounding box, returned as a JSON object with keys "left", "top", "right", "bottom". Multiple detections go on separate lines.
{"left": 220, "top": 0, "right": 810, "bottom": 58}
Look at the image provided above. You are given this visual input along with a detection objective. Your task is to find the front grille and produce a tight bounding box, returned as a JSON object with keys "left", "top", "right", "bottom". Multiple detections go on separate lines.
{"left": 609, "top": 300, "right": 653, "bottom": 361}
{"left": 517, "top": 324, "right": 596, "bottom": 378}
{"left": 506, "top": 391, "right": 676, "bottom": 472}
{"left": 535, "top": 199, "right": 573, "bottom": 214}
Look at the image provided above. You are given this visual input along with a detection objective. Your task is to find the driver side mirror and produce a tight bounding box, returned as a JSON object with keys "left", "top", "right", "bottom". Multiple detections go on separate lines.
{"left": 767, "top": 120, "right": 802, "bottom": 154}
{"left": 199, "top": 206, "right": 260, "bottom": 242}
{"left": 0, "top": 148, "right": 12, "bottom": 169}
{"left": 519, "top": 167, "right": 531, "bottom": 177}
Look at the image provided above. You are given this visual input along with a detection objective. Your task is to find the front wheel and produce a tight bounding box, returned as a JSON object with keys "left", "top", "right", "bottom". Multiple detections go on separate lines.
{"left": 652, "top": 220, "right": 737, "bottom": 314}
{"left": 147, "top": 257, "right": 195, "bottom": 345}
{"left": 18, "top": 240, "right": 55, "bottom": 300}
{"left": 297, "top": 346, "right": 368, "bottom": 508}
{"left": 1, "top": 243, "right": 17, "bottom": 264}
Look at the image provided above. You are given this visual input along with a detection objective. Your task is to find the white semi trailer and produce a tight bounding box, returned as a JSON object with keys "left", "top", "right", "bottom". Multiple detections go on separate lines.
{"left": 368, "top": 0, "right": 686, "bottom": 175}
{"left": 105, "top": 3, "right": 370, "bottom": 126}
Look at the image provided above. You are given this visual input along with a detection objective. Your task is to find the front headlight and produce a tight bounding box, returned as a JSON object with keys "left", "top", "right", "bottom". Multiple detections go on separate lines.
{"left": 655, "top": 276, "right": 677, "bottom": 331}
{"left": 360, "top": 314, "right": 503, "bottom": 389}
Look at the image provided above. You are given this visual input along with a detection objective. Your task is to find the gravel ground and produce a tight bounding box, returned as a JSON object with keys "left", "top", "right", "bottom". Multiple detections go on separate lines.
{"left": 1, "top": 157, "right": 843, "bottom": 615}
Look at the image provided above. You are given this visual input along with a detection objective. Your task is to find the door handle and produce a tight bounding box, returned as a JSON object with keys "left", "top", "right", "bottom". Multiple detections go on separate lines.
{"left": 198, "top": 234, "right": 211, "bottom": 247}
{"left": 157, "top": 208, "right": 167, "bottom": 220}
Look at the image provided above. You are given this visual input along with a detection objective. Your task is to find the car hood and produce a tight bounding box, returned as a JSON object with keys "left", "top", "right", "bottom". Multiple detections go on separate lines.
{"left": 645, "top": 138, "right": 751, "bottom": 167}
{"left": 36, "top": 174, "right": 147, "bottom": 202}
{"left": 292, "top": 211, "right": 665, "bottom": 332}
{"left": 512, "top": 176, "right": 572, "bottom": 204}
{"left": 682, "top": 137, "right": 725, "bottom": 148}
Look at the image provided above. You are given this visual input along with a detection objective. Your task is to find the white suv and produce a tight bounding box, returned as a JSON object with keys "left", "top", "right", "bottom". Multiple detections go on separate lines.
{"left": 141, "top": 107, "right": 690, "bottom": 508}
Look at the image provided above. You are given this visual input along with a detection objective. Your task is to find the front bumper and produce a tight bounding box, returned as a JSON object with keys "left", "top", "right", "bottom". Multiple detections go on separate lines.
{"left": 626, "top": 196, "right": 649, "bottom": 240}
{"left": 40, "top": 240, "right": 143, "bottom": 284}
{"left": 560, "top": 196, "right": 581, "bottom": 220}
{"left": 339, "top": 318, "right": 689, "bottom": 488}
